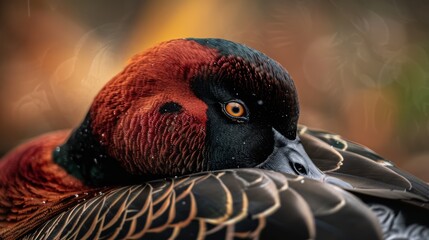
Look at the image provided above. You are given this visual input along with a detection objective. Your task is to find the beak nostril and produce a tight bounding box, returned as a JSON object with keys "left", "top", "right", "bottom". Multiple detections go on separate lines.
{"left": 289, "top": 161, "right": 308, "bottom": 175}
{"left": 286, "top": 150, "right": 309, "bottom": 176}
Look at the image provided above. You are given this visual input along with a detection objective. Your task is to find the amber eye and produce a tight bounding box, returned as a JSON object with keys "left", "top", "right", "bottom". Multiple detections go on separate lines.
{"left": 222, "top": 100, "right": 249, "bottom": 122}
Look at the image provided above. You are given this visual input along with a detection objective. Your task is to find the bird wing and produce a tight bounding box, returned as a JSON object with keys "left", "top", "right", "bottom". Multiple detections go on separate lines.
{"left": 298, "top": 125, "right": 429, "bottom": 208}
{"left": 22, "top": 169, "right": 381, "bottom": 240}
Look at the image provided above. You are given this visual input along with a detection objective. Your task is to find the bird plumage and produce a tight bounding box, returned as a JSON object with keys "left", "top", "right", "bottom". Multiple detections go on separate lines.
{"left": 299, "top": 126, "right": 429, "bottom": 205}
{"left": 0, "top": 131, "right": 92, "bottom": 239}
{"left": 0, "top": 38, "right": 428, "bottom": 239}
{"left": 23, "top": 169, "right": 382, "bottom": 240}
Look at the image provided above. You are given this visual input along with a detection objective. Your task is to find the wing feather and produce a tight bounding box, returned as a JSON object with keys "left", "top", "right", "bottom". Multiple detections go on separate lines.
{"left": 299, "top": 125, "right": 429, "bottom": 207}
{"left": 23, "top": 169, "right": 382, "bottom": 240}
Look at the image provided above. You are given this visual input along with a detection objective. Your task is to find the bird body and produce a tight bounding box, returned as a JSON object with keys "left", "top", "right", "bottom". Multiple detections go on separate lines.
{"left": 23, "top": 169, "right": 382, "bottom": 240}
{"left": 0, "top": 38, "right": 428, "bottom": 239}
{"left": 0, "top": 131, "right": 92, "bottom": 238}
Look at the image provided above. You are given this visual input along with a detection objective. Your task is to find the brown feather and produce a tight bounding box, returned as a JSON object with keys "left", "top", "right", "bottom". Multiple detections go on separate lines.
{"left": 0, "top": 131, "right": 101, "bottom": 239}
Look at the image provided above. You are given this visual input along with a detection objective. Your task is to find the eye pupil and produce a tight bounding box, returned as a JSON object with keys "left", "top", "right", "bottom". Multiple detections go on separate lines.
{"left": 232, "top": 106, "right": 240, "bottom": 113}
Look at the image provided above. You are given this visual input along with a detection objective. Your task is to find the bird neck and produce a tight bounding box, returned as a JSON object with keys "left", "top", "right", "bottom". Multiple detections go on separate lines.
{"left": 53, "top": 113, "right": 133, "bottom": 186}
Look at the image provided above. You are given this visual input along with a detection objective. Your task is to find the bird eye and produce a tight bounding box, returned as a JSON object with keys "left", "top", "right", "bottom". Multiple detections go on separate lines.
{"left": 222, "top": 100, "right": 249, "bottom": 122}
{"left": 225, "top": 102, "right": 245, "bottom": 117}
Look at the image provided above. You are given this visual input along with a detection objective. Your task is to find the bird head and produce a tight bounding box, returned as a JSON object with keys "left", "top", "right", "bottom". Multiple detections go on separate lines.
{"left": 54, "top": 38, "right": 325, "bottom": 185}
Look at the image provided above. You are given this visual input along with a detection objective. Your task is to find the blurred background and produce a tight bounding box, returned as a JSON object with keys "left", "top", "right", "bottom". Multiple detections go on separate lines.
{"left": 0, "top": 0, "right": 428, "bottom": 180}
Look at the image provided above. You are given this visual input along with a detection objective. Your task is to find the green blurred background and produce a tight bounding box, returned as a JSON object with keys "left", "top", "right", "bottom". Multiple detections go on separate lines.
{"left": 0, "top": 0, "right": 428, "bottom": 180}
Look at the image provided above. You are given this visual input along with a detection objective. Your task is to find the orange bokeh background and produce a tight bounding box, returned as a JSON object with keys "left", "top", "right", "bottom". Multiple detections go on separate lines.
{"left": 1, "top": 0, "right": 428, "bottom": 180}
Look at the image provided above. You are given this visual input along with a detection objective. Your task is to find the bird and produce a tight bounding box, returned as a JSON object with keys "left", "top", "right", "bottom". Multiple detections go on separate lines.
{"left": 0, "top": 38, "right": 428, "bottom": 240}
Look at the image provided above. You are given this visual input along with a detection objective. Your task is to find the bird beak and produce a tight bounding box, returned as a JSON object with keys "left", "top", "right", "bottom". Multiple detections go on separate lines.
{"left": 256, "top": 128, "right": 324, "bottom": 180}
{"left": 257, "top": 128, "right": 332, "bottom": 181}
{"left": 257, "top": 128, "right": 353, "bottom": 187}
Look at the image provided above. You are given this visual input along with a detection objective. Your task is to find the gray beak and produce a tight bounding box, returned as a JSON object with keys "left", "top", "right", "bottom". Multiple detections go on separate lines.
{"left": 257, "top": 128, "right": 351, "bottom": 188}
{"left": 257, "top": 128, "right": 325, "bottom": 180}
